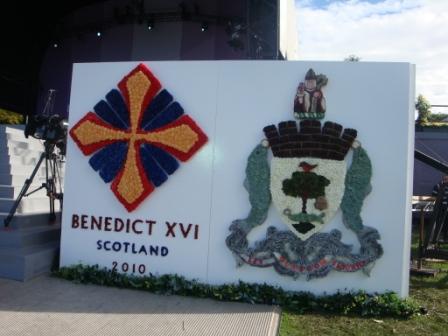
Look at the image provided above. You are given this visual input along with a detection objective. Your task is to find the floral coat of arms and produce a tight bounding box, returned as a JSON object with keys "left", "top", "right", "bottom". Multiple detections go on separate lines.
{"left": 226, "top": 69, "right": 383, "bottom": 280}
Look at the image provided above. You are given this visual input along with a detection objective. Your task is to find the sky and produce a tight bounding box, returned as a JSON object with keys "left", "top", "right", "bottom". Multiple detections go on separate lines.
{"left": 295, "top": 0, "right": 448, "bottom": 112}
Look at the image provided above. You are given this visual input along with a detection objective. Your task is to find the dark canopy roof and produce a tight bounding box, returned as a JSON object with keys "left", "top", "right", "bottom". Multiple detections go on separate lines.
{"left": 0, "top": 1, "right": 106, "bottom": 114}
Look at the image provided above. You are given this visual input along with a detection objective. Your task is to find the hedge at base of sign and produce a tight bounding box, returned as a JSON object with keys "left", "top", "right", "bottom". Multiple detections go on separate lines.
{"left": 53, "top": 264, "right": 424, "bottom": 318}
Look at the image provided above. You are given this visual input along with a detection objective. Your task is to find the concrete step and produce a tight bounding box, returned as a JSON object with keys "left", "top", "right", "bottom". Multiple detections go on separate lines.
{"left": 1, "top": 125, "right": 25, "bottom": 135}
{"left": 0, "top": 212, "right": 61, "bottom": 229}
{"left": 4, "top": 153, "right": 66, "bottom": 168}
{"left": 3, "top": 146, "right": 43, "bottom": 159}
{"left": 0, "top": 163, "right": 46, "bottom": 176}
{"left": 0, "top": 168, "right": 52, "bottom": 181}
{"left": 4, "top": 153, "right": 42, "bottom": 166}
{"left": 0, "top": 242, "right": 59, "bottom": 281}
{"left": 0, "top": 161, "right": 65, "bottom": 176}
{"left": 0, "top": 132, "right": 25, "bottom": 142}
{"left": 0, "top": 184, "right": 47, "bottom": 199}
{"left": 0, "top": 224, "right": 60, "bottom": 248}
{"left": 0, "top": 197, "right": 61, "bottom": 214}
{"left": 0, "top": 138, "right": 44, "bottom": 152}
{"left": 0, "top": 132, "right": 43, "bottom": 148}
{"left": 0, "top": 126, "right": 26, "bottom": 140}
{"left": 0, "top": 173, "right": 48, "bottom": 186}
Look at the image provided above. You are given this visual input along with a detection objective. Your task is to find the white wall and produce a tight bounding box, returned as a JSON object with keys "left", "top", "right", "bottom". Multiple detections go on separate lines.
{"left": 279, "top": 0, "right": 299, "bottom": 59}
{"left": 61, "top": 60, "right": 415, "bottom": 297}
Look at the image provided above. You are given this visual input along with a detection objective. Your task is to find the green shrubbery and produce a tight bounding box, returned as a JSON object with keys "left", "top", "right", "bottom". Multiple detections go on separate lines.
{"left": 415, "top": 95, "right": 448, "bottom": 128}
{"left": 0, "top": 108, "right": 24, "bottom": 124}
{"left": 427, "top": 113, "right": 448, "bottom": 123}
{"left": 416, "top": 95, "right": 432, "bottom": 125}
{"left": 54, "top": 264, "right": 423, "bottom": 318}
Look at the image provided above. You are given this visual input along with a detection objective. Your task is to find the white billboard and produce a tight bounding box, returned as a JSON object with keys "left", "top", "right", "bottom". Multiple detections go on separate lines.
{"left": 61, "top": 61, "right": 415, "bottom": 297}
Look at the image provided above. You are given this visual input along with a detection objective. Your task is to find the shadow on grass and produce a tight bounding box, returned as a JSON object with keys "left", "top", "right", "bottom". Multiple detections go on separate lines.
{"left": 281, "top": 309, "right": 410, "bottom": 321}
{"left": 411, "top": 271, "right": 448, "bottom": 290}
{"left": 410, "top": 223, "right": 448, "bottom": 289}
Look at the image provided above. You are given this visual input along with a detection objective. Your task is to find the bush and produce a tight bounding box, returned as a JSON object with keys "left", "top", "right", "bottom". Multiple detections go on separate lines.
{"left": 54, "top": 264, "right": 423, "bottom": 318}
{"left": 427, "top": 113, "right": 448, "bottom": 123}
{"left": 0, "top": 108, "right": 24, "bottom": 124}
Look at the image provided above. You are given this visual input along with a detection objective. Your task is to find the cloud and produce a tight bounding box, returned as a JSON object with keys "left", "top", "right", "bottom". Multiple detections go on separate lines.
{"left": 295, "top": 0, "right": 448, "bottom": 106}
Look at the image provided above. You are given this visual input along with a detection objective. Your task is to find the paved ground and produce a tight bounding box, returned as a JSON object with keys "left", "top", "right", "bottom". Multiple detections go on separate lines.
{"left": 0, "top": 275, "right": 280, "bottom": 336}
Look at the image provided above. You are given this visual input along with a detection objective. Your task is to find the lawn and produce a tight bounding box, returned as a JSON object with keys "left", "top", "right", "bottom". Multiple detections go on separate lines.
{"left": 279, "top": 261, "right": 448, "bottom": 336}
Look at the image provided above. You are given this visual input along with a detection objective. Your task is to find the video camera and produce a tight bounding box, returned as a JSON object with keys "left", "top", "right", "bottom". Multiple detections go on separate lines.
{"left": 3, "top": 90, "right": 67, "bottom": 228}
{"left": 24, "top": 114, "right": 68, "bottom": 155}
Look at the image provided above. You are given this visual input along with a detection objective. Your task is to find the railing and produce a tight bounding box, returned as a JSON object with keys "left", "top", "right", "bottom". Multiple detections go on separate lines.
{"left": 413, "top": 150, "right": 448, "bottom": 263}
{"left": 415, "top": 149, "right": 448, "bottom": 174}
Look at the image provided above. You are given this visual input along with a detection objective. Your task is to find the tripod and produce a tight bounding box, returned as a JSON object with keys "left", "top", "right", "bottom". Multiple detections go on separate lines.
{"left": 3, "top": 140, "right": 64, "bottom": 228}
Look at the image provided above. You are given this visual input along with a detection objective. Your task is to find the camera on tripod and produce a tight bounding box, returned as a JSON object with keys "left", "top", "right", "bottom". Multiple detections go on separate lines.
{"left": 3, "top": 90, "right": 67, "bottom": 228}
{"left": 24, "top": 114, "right": 68, "bottom": 156}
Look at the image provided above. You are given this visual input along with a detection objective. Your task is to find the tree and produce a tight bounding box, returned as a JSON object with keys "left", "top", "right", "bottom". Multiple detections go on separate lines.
{"left": 416, "top": 94, "right": 431, "bottom": 125}
{"left": 344, "top": 55, "right": 361, "bottom": 62}
{"left": 282, "top": 171, "right": 330, "bottom": 214}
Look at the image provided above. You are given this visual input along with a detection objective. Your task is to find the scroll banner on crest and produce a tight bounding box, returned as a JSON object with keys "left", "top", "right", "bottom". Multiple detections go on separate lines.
{"left": 61, "top": 61, "right": 415, "bottom": 297}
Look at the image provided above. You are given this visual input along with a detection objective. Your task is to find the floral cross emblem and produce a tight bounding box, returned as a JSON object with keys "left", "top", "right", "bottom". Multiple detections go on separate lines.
{"left": 70, "top": 64, "right": 208, "bottom": 211}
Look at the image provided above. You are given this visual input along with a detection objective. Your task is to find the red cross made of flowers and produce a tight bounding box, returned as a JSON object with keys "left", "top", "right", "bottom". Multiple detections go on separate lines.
{"left": 69, "top": 63, "right": 208, "bottom": 212}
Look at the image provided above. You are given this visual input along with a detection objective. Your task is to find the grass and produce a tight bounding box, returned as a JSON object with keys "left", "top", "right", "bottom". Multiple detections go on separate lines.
{"left": 280, "top": 219, "right": 448, "bottom": 335}
{"left": 279, "top": 260, "right": 448, "bottom": 336}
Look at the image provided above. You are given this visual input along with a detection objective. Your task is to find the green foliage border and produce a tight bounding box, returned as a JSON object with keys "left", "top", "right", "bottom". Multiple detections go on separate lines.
{"left": 54, "top": 264, "right": 424, "bottom": 318}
